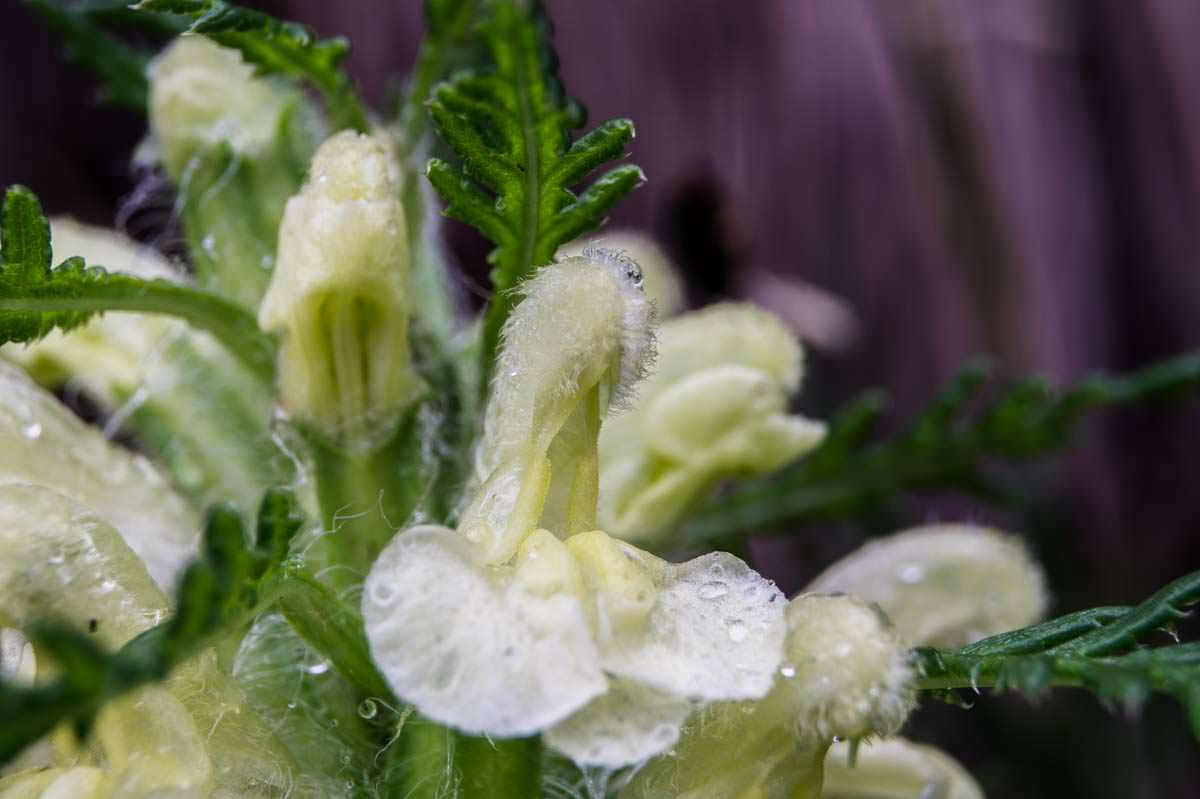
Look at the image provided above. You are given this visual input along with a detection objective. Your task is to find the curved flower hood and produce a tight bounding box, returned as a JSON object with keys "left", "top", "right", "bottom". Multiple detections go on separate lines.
{"left": 363, "top": 254, "right": 787, "bottom": 767}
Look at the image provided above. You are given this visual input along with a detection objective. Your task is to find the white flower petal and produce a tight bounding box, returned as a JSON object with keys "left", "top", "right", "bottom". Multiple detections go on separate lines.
{"left": 822, "top": 738, "right": 984, "bottom": 799}
{"left": 0, "top": 483, "right": 169, "bottom": 644}
{"left": 806, "top": 524, "right": 1048, "bottom": 648}
{"left": 600, "top": 549, "right": 787, "bottom": 702}
{"left": 544, "top": 678, "right": 693, "bottom": 768}
{"left": 363, "top": 526, "right": 607, "bottom": 736}
{"left": 0, "top": 362, "right": 200, "bottom": 590}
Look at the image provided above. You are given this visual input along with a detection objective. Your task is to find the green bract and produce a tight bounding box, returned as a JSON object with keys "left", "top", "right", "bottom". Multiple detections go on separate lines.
{"left": 1, "top": 1, "right": 1199, "bottom": 797}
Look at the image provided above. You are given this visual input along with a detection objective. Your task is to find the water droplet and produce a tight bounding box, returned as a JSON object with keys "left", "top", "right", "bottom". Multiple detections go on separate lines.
{"left": 371, "top": 583, "right": 397, "bottom": 606}
{"left": 21, "top": 422, "right": 41, "bottom": 440}
{"left": 201, "top": 234, "right": 216, "bottom": 254}
{"left": 896, "top": 563, "right": 925, "bottom": 584}
{"left": 779, "top": 664, "right": 796, "bottom": 678}
{"left": 357, "top": 699, "right": 378, "bottom": 720}
{"left": 727, "top": 620, "right": 748, "bottom": 643}
{"left": 698, "top": 581, "right": 728, "bottom": 600}
{"left": 305, "top": 661, "right": 330, "bottom": 676}
{"left": 286, "top": 701, "right": 298, "bottom": 710}
{"left": 652, "top": 724, "right": 676, "bottom": 744}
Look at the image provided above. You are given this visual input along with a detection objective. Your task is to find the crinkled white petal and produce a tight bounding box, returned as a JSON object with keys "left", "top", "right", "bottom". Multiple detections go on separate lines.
{"left": 822, "top": 738, "right": 984, "bottom": 799}
{"left": 0, "top": 362, "right": 200, "bottom": 590}
{"left": 600, "top": 549, "right": 786, "bottom": 701}
{"left": 806, "top": 524, "right": 1048, "bottom": 648}
{"left": 0, "top": 483, "right": 169, "bottom": 643}
{"left": 363, "top": 526, "right": 606, "bottom": 736}
{"left": 544, "top": 677, "right": 693, "bottom": 768}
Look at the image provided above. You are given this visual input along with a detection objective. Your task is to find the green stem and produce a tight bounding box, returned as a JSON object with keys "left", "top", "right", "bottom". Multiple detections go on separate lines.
{"left": 303, "top": 410, "right": 427, "bottom": 591}
{"left": 382, "top": 713, "right": 542, "bottom": 799}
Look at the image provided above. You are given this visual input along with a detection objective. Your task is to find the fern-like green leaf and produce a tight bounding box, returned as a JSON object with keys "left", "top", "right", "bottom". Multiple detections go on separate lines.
{"left": 0, "top": 489, "right": 303, "bottom": 765}
{"left": 914, "top": 570, "right": 1200, "bottom": 738}
{"left": 24, "top": 0, "right": 173, "bottom": 112}
{"left": 133, "top": 0, "right": 369, "bottom": 132}
{"left": 425, "top": 0, "right": 644, "bottom": 386}
{"left": 0, "top": 185, "right": 276, "bottom": 382}
{"left": 680, "top": 352, "right": 1200, "bottom": 545}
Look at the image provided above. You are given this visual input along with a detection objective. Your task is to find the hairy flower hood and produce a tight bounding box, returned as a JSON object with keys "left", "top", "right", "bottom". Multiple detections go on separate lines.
{"left": 363, "top": 253, "right": 788, "bottom": 767}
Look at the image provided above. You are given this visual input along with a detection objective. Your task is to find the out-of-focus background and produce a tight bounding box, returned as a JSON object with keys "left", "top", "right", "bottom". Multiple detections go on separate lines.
{"left": 3, "top": 1, "right": 1200, "bottom": 796}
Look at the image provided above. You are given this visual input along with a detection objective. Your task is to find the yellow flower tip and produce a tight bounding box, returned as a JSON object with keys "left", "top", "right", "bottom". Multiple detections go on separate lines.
{"left": 806, "top": 524, "right": 1049, "bottom": 648}
{"left": 148, "top": 36, "right": 294, "bottom": 178}
{"left": 258, "top": 130, "right": 422, "bottom": 448}
{"left": 780, "top": 593, "right": 915, "bottom": 742}
{"left": 599, "top": 301, "right": 826, "bottom": 545}
{"left": 567, "top": 529, "right": 658, "bottom": 639}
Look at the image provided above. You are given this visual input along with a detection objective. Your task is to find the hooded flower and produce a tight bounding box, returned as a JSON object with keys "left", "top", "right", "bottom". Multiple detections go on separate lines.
{"left": 598, "top": 302, "right": 826, "bottom": 547}
{"left": 363, "top": 252, "right": 788, "bottom": 767}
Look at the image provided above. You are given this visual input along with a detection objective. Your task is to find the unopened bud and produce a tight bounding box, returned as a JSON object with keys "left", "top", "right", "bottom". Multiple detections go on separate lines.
{"left": 258, "top": 131, "right": 422, "bottom": 448}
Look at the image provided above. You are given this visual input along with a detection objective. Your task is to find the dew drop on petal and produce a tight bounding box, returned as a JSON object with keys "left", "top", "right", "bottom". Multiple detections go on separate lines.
{"left": 896, "top": 562, "right": 925, "bottom": 584}
{"left": 726, "top": 620, "right": 748, "bottom": 643}
{"left": 698, "top": 581, "right": 728, "bottom": 600}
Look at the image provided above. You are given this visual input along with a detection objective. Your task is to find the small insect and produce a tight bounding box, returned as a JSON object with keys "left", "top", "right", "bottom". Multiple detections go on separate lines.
{"left": 88, "top": 619, "right": 99, "bottom": 633}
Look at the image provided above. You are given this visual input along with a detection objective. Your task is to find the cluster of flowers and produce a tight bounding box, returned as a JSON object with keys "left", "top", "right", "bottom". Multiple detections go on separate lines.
{"left": 0, "top": 38, "right": 1047, "bottom": 798}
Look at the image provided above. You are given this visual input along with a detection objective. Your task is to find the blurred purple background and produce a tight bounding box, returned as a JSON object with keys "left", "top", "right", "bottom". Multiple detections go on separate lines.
{"left": 3, "top": 1, "right": 1200, "bottom": 796}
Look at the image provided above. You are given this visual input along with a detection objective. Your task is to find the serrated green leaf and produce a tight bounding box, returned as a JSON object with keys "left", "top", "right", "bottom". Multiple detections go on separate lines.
{"left": 25, "top": 0, "right": 162, "bottom": 112}
{"left": 0, "top": 489, "right": 303, "bottom": 765}
{"left": 680, "top": 350, "right": 1200, "bottom": 544}
{"left": 913, "top": 570, "right": 1200, "bottom": 739}
{"left": 0, "top": 185, "right": 276, "bottom": 382}
{"left": 424, "top": 0, "right": 643, "bottom": 390}
{"left": 134, "top": 0, "right": 369, "bottom": 132}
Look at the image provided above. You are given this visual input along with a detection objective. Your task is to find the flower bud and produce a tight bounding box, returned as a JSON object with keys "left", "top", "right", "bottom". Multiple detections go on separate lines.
{"left": 779, "top": 593, "right": 915, "bottom": 741}
{"left": 258, "top": 130, "right": 423, "bottom": 449}
{"left": 806, "top": 524, "right": 1048, "bottom": 648}
{"left": 149, "top": 37, "right": 293, "bottom": 178}
{"left": 148, "top": 36, "right": 321, "bottom": 308}
{"left": 600, "top": 302, "right": 825, "bottom": 546}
